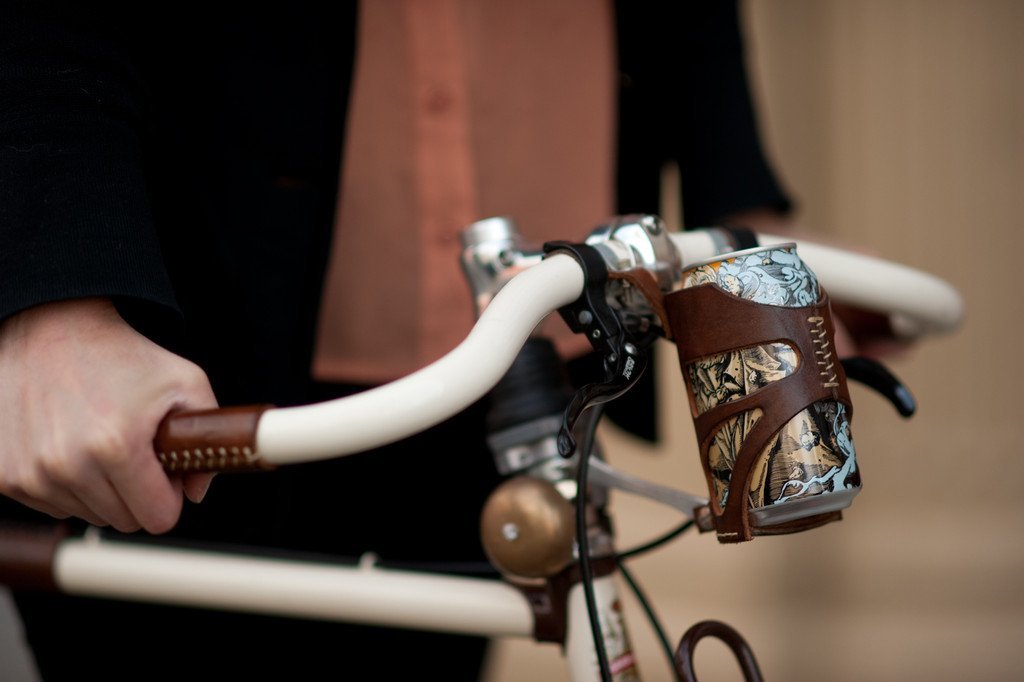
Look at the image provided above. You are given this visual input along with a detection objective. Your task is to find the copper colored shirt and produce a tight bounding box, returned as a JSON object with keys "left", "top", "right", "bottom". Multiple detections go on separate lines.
{"left": 313, "top": 0, "right": 614, "bottom": 384}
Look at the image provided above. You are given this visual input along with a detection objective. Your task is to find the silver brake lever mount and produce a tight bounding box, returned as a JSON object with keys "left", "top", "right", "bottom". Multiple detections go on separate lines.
{"left": 584, "top": 214, "right": 684, "bottom": 337}
{"left": 585, "top": 214, "right": 683, "bottom": 291}
{"left": 460, "top": 213, "right": 684, "bottom": 323}
{"left": 460, "top": 216, "right": 544, "bottom": 316}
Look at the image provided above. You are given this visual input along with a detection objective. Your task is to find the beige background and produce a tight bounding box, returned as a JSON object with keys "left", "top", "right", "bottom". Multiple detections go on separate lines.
{"left": 485, "top": 1, "right": 1024, "bottom": 680}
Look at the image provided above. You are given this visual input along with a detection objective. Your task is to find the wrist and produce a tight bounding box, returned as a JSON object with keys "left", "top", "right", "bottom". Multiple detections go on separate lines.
{"left": 0, "top": 297, "right": 138, "bottom": 359}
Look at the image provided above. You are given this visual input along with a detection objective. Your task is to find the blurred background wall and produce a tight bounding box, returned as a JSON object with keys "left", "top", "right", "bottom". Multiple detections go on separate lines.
{"left": 486, "top": 1, "right": 1024, "bottom": 680}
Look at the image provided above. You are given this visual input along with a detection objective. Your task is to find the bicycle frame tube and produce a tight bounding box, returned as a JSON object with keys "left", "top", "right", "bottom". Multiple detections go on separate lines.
{"left": 49, "top": 530, "right": 639, "bottom": 681}
{"left": 52, "top": 530, "right": 534, "bottom": 638}
{"left": 565, "top": 574, "right": 642, "bottom": 682}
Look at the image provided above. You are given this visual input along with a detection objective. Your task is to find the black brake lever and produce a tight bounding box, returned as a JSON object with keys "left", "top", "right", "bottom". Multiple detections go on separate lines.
{"left": 556, "top": 346, "right": 648, "bottom": 458}
{"left": 841, "top": 356, "right": 917, "bottom": 418}
{"left": 542, "top": 241, "right": 652, "bottom": 458}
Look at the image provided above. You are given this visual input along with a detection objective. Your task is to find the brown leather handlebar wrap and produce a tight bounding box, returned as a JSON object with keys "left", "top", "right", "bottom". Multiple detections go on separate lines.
{"left": 664, "top": 284, "right": 853, "bottom": 542}
{"left": 0, "top": 522, "right": 68, "bottom": 591}
{"left": 154, "top": 404, "right": 275, "bottom": 473}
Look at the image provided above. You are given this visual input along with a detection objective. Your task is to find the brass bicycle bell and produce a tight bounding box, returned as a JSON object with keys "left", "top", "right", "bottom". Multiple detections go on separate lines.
{"left": 480, "top": 476, "right": 575, "bottom": 579}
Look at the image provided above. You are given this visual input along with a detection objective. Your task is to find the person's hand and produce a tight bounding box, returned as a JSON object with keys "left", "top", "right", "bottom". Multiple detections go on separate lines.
{"left": 0, "top": 298, "right": 217, "bottom": 533}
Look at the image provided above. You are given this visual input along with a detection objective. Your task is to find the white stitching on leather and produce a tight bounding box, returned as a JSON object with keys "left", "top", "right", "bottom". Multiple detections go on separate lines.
{"left": 808, "top": 316, "right": 839, "bottom": 388}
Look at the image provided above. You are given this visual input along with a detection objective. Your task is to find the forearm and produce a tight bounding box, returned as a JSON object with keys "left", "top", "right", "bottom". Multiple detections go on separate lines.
{"left": 0, "top": 5, "right": 214, "bottom": 532}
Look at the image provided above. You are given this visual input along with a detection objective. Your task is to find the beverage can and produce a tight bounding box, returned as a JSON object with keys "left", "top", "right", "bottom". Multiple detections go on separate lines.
{"left": 680, "top": 244, "right": 860, "bottom": 527}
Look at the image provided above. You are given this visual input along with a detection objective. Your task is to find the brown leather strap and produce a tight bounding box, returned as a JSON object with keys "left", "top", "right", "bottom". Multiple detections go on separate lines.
{"left": 154, "top": 405, "right": 275, "bottom": 473}
{"left": 664, "top": 284, "right": 852, "bottom": 541}
{"left": 510, "top": 556, "right": 618, "bottom": 645}
{"left": 670, "top": 284, "right": 842, "bottom": 376}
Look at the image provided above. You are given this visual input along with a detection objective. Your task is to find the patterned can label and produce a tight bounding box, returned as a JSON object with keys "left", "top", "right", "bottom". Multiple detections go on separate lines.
{"left": 682, "top": 244, "right": 860, "bottom": 526}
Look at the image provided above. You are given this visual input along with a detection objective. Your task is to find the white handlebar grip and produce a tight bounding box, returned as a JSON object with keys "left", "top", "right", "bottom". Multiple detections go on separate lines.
{"left": 758, "top": 233, "right": 966, "bottom": 338}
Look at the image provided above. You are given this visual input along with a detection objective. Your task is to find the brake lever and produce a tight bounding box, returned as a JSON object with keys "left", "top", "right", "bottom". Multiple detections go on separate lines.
{"left": 841, "top": 356, "right": 917, "bottom": 417}
{"left": 555, "top": 346, "right": 647, "bottom": 458}
{"left": 542, "top": 241, "right": 653, "bottom": 458}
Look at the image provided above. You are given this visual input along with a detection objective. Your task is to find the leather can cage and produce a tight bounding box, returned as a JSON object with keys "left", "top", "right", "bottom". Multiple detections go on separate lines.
{"left": 663, "top": 283, "right": 855, "bottom": 543}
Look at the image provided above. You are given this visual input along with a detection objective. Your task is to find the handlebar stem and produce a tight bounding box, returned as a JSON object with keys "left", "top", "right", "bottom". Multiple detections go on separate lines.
{"left": 461, "top": 214, "right": 685, "bottom": 334}
{"left": 460, "top": 216, "right": 544, "bottom": 316}
{"left": 584, "top": 214, "right": 683, "bottom": 292}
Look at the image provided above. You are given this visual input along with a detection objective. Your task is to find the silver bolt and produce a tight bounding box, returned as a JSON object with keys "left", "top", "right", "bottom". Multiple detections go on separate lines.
{"left": 624, "top": 342, "right": 637, "bottom": 355}
{"left": 591, "top": 329, "right": 602, "bottom": 339}
{"left": 577, "top": 310, "right": 593, "bottom": 325}
{"left": 502, "top": 523, "right": 520, "bottom": 541}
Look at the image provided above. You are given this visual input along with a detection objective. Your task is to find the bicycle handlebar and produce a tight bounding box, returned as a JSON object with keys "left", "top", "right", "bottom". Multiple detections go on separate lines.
{"left": 154, "top": 254, "right": 586, "bottom": 472}
{"left": 154, "top": 226, "right": 965, "bottom": 474}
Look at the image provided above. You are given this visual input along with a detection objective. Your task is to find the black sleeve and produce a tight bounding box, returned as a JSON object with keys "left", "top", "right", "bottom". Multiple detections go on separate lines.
{"left": 0, "top": 2, "right": 179, "bottom": 325}
{"left": 610, "top": 1, "right": 792, "bottom": 444}
{"left": 615, "top": 0, "right": 793, "bottom": 228}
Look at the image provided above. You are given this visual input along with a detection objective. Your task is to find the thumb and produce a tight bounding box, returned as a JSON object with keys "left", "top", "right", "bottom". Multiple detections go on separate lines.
{"left": 159, "top": 358, "right": 219, "bottom": 505}
{"left": 183, "top": 472, "right": 216, "bottom": 504}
